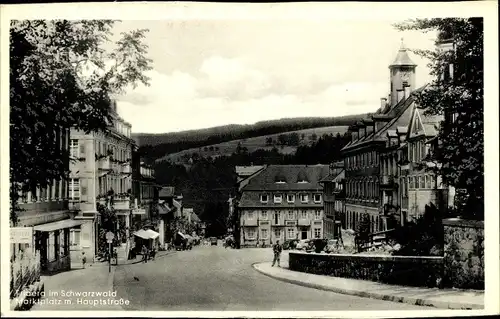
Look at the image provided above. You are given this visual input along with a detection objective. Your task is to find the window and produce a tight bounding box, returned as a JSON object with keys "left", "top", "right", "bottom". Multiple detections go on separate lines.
{"left": 274, "top": 194, "right": 283, "bottom": 203}
{"left": 247, "top": 229, "right": 256, "bottom": 239}
{"left": 287, "top": 228, "right": 295, "bottom": 239}
{"left": 300, "top": 194, "right": 308, "bottom": 203}
{"left": 315, "top": 210, "right": 321, "bottom": 220}
{"left": 314, "top": 228, "right": 321, "bottom": 239}
{"left": 274, "top": 211, "right": 280, "bottom": 224}
{"left": 420, "top": 175, "right": 425, "bottom": 189}
{"left": 261, "top": 211, "right": 268, "bottom": 219}
{"left": 260, "top": 194, "right": 268, "bottom": 203}
{"left": 70, "top": 139, "right": 79, "bottom": 158}
{"left": 69, "top": 179, "right": 80, "bottom": 200}
{"left": 287, "top": 194, "right": 295, "bottom": 203}
{"left": 248, "top": 211, "right": 254, "bottom": 219}
{"left": 288, "top": 210, "right": 294, "bottom": 219}
{"left": 426, "top": 175, "right": 431, "bottom": 189}
{"left": 313, "top": 194, "right": 322, "bottom": 203}
{"left": 274, "top": 229, "right": 281, "bottom": 238}
{"left": 301, "top": 210, "right": 307, "bottom": 219}
{"left": 430, "top": 175, "right": 435, "bottom": 188}
{"left": 261, "top": 229, "right": 268, "bottom": 239}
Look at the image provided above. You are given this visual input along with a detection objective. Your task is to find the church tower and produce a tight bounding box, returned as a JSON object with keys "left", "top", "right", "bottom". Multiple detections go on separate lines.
{"left": 389, "top": 39, "right": 417, "bottom": 106}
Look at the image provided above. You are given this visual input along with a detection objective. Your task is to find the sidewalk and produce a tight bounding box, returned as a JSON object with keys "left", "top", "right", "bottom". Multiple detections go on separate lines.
{"left": 30, "top": 262, "right": 123, "bottom": 311}
{"left": 253, "top": 262, "right": 484, "bottom": 310}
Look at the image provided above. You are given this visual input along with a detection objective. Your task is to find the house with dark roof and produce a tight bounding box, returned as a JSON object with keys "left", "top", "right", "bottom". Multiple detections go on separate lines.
{"left": 341, "top": 42, "right": 421, "bottom": 233}
{"left": 238, "top": 165, "right": 329, "bottom": 247}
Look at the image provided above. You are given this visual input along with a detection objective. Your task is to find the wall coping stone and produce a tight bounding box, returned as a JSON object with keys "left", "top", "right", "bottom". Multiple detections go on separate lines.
{"left": 442, "top": 218, "right": 484, "bottom": 229}
{"left": 289, "top": 251, "right": 443, "bottom": 263}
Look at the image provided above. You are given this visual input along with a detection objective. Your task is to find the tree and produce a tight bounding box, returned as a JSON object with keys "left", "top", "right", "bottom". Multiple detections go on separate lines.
{"left": 288, "top": 132, "right": 300, "bottom": 146}
{"left": 277, "top": 134, "right": 287, "bottom": 145}
{"left": 310, "top": 133, "right": 318, "bottom": 141}
{"left": 10, "top": 20, "right": 152, "bottom": 225}
{"left": 395, "top": 18, "right": 484, "bottom": 220}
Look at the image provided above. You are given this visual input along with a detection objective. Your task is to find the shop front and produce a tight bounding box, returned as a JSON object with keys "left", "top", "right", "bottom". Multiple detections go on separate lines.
{"left": 33, "top": 219, "right": 85, "bottom": 274}
{"left": 133, "top": 229, "right": 160, "bottom": 252}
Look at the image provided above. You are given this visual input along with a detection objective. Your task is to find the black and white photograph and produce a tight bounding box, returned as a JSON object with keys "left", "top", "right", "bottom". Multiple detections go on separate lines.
{"left": 1, "top": 1, "right": 498, "bottom": 317}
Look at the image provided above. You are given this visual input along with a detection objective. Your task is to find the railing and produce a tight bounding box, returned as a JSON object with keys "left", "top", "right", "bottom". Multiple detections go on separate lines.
{"left": 298, "top": 219, "right": 310, "bottom": 226}
{"left": 10, "top": 252, "right": 41, "bottom": 299}
{"left": 289, "top": 252, "right": 444, "bottom": 288}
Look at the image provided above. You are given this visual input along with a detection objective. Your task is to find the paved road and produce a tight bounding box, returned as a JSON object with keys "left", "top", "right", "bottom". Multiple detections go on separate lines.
{"left": 113, "top": 245, "right": 429, "bottom": 311}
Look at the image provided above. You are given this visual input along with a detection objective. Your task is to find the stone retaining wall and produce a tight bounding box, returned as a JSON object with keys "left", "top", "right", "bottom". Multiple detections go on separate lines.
{"left": 443, "top": 218, "right": 484, "bottom": 290}
{"left": 289, "top": 252, "right": 444, "bottom": 288}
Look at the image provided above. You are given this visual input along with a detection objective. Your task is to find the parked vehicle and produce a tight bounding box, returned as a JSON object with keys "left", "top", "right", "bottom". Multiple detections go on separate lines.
{"left": 283, "top": 239, "right": 299, "bottom": 250}
{"left": 210, "top": 237, "right": 218, "bottom": 246}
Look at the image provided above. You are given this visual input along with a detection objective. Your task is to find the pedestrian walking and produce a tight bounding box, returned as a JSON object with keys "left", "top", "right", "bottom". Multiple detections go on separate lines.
{"left": 81, "top": 252, "right": 87, "bottom": 269}
{"left": 271, "top": 240, "right": 283, "bottom": 267}
{"left": 141, "top": 245, "right": 148, "bottom": 263}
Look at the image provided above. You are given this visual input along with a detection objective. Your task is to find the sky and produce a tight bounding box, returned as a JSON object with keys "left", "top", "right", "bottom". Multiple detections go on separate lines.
{"left": 112, "top": 20, "right": 437, "bottom": 134}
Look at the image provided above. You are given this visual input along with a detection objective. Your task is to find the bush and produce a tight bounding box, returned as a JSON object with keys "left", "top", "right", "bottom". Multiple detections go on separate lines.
{"left": 391, "top": 203, "right": 443, "bottom": 256}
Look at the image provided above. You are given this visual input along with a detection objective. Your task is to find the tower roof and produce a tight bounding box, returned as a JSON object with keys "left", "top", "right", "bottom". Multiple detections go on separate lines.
{"left": 389, "top": 38, "right": 417, "bottom": 68}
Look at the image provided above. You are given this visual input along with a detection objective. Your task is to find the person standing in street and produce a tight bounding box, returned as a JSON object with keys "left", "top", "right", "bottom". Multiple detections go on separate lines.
{"left": 141, "top": 245, "right": 148, "bottom": 263}
{"left": 81, "top": 252, "right": 87, "bottom": 269}
{"left": 272, "top": 240, "right": 283, "bottom": 267}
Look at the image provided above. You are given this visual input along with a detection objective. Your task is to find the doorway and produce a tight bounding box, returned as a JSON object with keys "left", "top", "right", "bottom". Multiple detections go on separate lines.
{"left": 301, "top": 230, "right": 307, "bottom": 240}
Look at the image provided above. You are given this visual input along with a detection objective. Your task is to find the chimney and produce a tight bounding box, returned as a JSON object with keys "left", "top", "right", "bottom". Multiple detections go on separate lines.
{"left": 403, "top": 84, "right": 411, "bottom": 99}
{"left": 380, "top": 98, "right": 387, "bottom": 109}
{"left": 397, "top": 89, "right": 404, "bottom": 103}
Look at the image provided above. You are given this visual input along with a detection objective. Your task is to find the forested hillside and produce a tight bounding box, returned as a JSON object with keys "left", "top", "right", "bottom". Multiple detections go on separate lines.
{"left": 136, "top": 114, "right": 366, "bottom": 162}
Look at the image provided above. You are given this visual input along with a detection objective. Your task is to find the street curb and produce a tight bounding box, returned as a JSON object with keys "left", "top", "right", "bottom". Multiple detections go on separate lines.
{"left": 252, "top": 263, "right": 483, "bottom": 310}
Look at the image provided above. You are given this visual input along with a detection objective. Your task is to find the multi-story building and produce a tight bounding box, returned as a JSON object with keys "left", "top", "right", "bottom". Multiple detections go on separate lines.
{"left": 320, "top": 161, "right": 345, "bottom": 239}
{"left": 131, "top": 155, "right": 161, "bottom": 224}
{"left": 400, "top": 34, "right": 456, "bottom": 221}
{"left": 68, "top": 101, "right": 136, "bottom": 262}
{"left": 12, "top": 128, "right": 83, "bottom": 273}
{"left": 341, "top": 42, "right": 421, "bottom": 233}
{"left": 238, "top": 165, "right": 329, "bottom": 247}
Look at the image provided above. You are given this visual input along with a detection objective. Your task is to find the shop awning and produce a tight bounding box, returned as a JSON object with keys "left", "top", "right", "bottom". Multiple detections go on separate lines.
{"left": 144, "top": 229, "right": 160, "bottom": 239}
{"left": 33, "top": 219, "right": 85, "bottom": 232}
{"left": 134, "top": 229, "right": 160, "bottom": 240}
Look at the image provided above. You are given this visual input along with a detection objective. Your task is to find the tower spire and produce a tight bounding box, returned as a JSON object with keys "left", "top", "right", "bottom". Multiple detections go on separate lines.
{"left": 400, "top": 37, "right": 405, "bottom": 50}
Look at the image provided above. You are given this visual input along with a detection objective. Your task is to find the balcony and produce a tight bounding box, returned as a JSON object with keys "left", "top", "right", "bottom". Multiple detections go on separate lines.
{"left": 121, "top": 163, "right": 132, "bottom": 174}
{"left": 380, "top": 175, "right": 398, "bottom": 190}
{"left": 298, "top": 219, "right": 310, "bottom": 226}
{"left": 243, "top": 219, "right": 258, "bottom": 226}
{"left": 98, "top": 157, "right": 111, "bottom": 170}
{"left": 68, "top": 200, "right": 80, "bottom": 211}
{"left": 114, "top": 195, "right": 131, "bottom": 210}
{"left": 97, "top": 195, "right": 131, "bottom": 210}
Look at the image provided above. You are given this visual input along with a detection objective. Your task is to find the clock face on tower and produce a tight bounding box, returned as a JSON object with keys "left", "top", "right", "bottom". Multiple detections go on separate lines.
{"left": 401, "top": 71, "right": 411, "bottom": 82}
